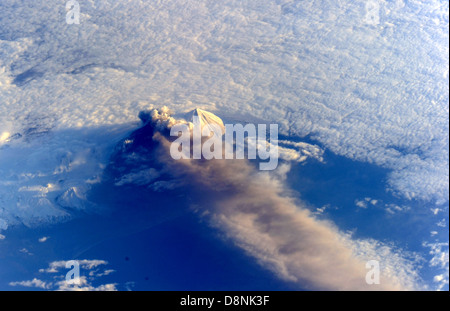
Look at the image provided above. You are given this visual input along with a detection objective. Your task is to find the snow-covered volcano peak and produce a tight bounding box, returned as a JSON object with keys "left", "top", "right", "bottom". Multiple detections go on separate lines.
{"left": 185, "top": 108, "right": 225, "bottom": 135}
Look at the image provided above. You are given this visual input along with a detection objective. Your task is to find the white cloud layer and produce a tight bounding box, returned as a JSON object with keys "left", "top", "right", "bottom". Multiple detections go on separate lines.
{"left": 0, "top": 0, "right": 447, "bottom": 211}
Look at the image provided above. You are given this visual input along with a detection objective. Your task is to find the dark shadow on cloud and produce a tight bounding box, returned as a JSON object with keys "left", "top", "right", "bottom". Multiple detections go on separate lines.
{"left": 12, "top": 68, "right": 44, "bottom": 86}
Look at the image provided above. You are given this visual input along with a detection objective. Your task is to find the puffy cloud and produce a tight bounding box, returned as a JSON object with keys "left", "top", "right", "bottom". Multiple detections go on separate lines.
{"left": 54, "top": 276, "right": 117, "bottom": 292}
{"left": 39, "top": 259, "right": 108, "bottom": 273}
{"left": 431, "top": 208, "right": 444, "bottom": 215}
{"left": 278, "top": 140, "right": 324, "bottom": 163}
{"left": 9, "top": 278, "right": 50, "bottom": 290}
{"left": 91, "top": 269, "right": 115, "bottom": 277}
{"left": 11, "top": 259, "right": 116, "bottom": 291}
{"left": 314, "top": 205, "right": 330, "bottom": 215}
{"left": 38, "top": 236, "right": 49, "bottom": 243}
{"left": 355, "top": 199, "right": 368, "bottom": 209}
{"left": 385, "top": 204, "right": 410, "bottom": 215}
{"left": 19, "top": 248, "right": 33, "bottom": 256}
{"left": 354, "top": 198, "right": 412, "bottom": 215}
{"left": 423, "top": 242, "right": 449, "bottom": 291}
{"left": 355, "top": 197, "right": 378, "bottom": 209}
{"left": 436, "top": 219, "right": 447, "bottom": 228}
{"left": 10, "top": 276, "right": 117, "bottom": 291}
{"left": 0, "top": 218, "right": 7, "bottom": 236}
